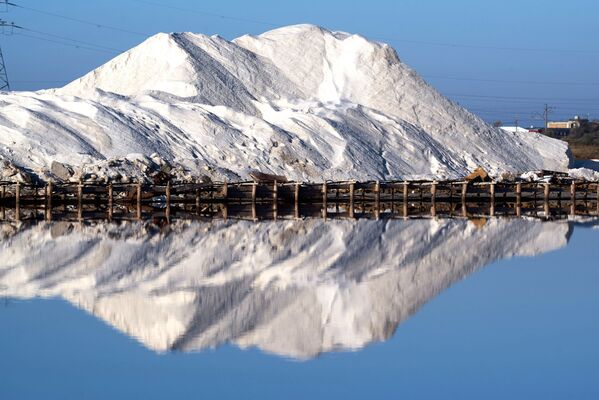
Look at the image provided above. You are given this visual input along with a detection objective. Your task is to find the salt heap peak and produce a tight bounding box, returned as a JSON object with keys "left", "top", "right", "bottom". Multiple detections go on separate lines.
{"left": 0, "top": 24, "right": 569, "bottom": 182}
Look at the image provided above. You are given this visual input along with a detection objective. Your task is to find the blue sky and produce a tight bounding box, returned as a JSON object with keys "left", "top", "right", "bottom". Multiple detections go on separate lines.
{"left": 1, "top": 0, "right": 598, "bottom": 126}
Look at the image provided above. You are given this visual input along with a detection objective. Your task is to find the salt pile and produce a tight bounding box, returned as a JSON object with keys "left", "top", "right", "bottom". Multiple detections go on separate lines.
{"left": 0, "top": 24, "right": 573, "bottom": 183}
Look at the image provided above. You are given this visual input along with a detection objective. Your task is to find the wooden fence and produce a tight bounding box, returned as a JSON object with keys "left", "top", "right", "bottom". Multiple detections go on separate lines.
{"left": 0, "top": 179, "right": 597, "bottom": 221}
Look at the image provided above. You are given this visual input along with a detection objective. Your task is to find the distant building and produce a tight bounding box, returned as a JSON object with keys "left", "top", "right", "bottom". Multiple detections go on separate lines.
{"left": 546, "top": 115, "right": 588, "bottom": 137}
{"left": 547, "top": 116, "right": 587, "bottom": 130}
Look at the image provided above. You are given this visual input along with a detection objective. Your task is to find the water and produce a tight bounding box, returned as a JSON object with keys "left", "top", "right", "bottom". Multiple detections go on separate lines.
{"left": 1, "top": 217, "right": 598, "bottom": 399}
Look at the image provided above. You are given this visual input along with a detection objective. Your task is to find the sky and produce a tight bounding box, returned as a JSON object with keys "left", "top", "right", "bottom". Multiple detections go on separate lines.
{"left": 1, "top": 0, "right": 598, "bottom": 126}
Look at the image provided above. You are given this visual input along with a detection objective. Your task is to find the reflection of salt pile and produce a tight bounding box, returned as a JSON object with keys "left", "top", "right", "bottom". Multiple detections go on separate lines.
{"left": 0, "top": 218, "right": 569, "bottom": 359}
{"left": 0, "top": 24, "right": 569, "bottom": 183}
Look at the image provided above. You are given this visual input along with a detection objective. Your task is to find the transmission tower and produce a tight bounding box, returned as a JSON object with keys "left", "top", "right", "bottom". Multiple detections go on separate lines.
{"left": 0, "top": 18, "right": 18, "bottom": 91}
{"left": 0, "top": 46, "right": 8, "bottom": 90}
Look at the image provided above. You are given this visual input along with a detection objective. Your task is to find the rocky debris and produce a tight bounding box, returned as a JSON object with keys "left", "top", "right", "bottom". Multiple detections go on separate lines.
{"left": 60, "top": 154, "right": 186, "bottom": 184}
{"left": 520, "top": 170, "right": 570, "bottom": 183}
{"left": 465, "top": 167, "right": 491, "bottom": 183}
{"left": 249, "top": 170, "right": 289, "bottom": 183}
{"left": 0, "top": 159, "right": 33, "bottom": 183}
{"left": 198, "top": 175, "right": 212, "bottom": 184}
{"left": 50, "top": 161, "right": 74, "bottom": 181}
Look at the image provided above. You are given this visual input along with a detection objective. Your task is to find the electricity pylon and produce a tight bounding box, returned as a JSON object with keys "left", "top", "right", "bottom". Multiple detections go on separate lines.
{"left": 0, "top": 18, "right": 18, "bottom": 91}
{"left": 0, "top": 45, "right": 8, "bottom": 90}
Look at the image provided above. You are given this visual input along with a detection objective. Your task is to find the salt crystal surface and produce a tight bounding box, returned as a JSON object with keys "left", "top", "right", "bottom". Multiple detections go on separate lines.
{"left": 0, "top": 24, "right": 571, "bottom": 182}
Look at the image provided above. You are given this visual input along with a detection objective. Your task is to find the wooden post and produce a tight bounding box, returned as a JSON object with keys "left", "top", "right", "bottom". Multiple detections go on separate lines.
{"left": 136, "top": 182, "right": 142, "bottom": 220}
{"left": 272, "top": 180, "right": 278, "bottom": 220}
{"left": 166, "top": 181, "right": 171, "bottom": 220}
{"left": 570, "top": 181, "right": 576, "bottom": 216}
{"left": 402, "top": 181, "right": 409, "bottom": 218}
{"left": 516, "top": 182, "right": 522, "bottom": 217}
{"left": 45, "top": 181, "right": 53, "bottom": 221}
{"left": 294, "top": 182, "right": 300, "bottom": 219}
{"left": 15, "top": 182, "right": 20, "bottom": 221}
{"left": 489, "top": 182, "right": 495, "bottom": 217}
{"left": 251, "top": 182, "right": 257, "bottom": 204}
{"left": 1, "top": 185, "right": 5, "bottom": 220}
{"left": 322, "top": 181, "right": 327, "bottom": 219}
{"left": 222, "top": 181, "right": 228, "bottom": 200}
{"left": 195, "top": 189, "right": 201, "bottom": 216}
{"left": 222, "top": 203, "right": 228, "bottom": 220}
{"left": 390, "top": 185, "right": 395, "bottom": 215}
{"left": 348, "top": 182, "right": 355, "bottom": 218}
{"left": 77, "top": 180, "right": 83, "bottom": 221}
{"left": 543, "top": 182, "right": 550, "bottom": 217}
{"left": 108, "top": 183, "right": 113, "bottom": 220}
{"left": 461, "top": 182, "right": 467, "bottom": 204}
{"left": 430, "top": 181, "right": 437, "bottom": 217}
{"left": 544, "top": 182, "right": 550, "bottom": 202}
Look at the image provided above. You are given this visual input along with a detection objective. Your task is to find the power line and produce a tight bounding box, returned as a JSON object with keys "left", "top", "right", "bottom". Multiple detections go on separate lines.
{"left": 444, "top": 92, "right": 599, "bottom": 102}
{"left": 131, "top": 0, "right": 278, "bottom": 27}
{"left": 8, "top": 2, "right": 149, "bottom": 37}
{"left": 15, "top": 32, "right": 119, "bottom": 54}
{"left": 23, "top": 27, "right": 124, "bottom": 52}
{"left": 375, "top": 36, "right": 599, "bottom": 55}
{"left": 447, "top": 96, "right": 599, "bottom": 105}
{"left": 131, "top": 0, "right": 599, "bottom": 55}
{"left": 424, "top": 75, "right": 599, "bottom": 86}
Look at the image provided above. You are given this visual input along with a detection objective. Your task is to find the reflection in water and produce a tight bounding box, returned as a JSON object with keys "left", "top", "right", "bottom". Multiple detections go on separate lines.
{"left": 0, "top": 218, "right": 576, "bottom": 359}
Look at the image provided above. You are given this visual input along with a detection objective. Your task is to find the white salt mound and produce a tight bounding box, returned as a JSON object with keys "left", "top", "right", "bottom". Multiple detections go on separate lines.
{"left": 0, "top": 24, "right": 571, "bottom": 182}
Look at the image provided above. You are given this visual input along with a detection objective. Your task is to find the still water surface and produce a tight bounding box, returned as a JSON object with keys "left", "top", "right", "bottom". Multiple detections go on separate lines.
{"left": 1, "top": 217, "right": 598, "bottom": 399}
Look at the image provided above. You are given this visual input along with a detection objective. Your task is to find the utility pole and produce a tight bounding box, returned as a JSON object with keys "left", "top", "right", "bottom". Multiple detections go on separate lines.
{"left": 542, "top": 103, "right": 554, "bottom": 130}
